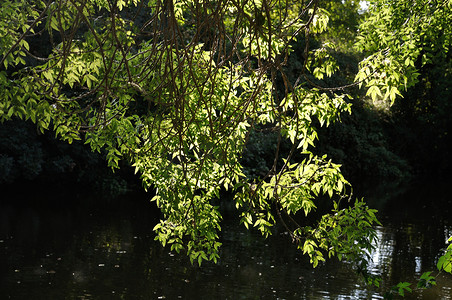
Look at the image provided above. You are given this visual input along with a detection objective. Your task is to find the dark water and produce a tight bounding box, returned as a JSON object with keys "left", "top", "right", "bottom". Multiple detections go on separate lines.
{"left": 1, "top": 181, "right": 451, "bottom": 299}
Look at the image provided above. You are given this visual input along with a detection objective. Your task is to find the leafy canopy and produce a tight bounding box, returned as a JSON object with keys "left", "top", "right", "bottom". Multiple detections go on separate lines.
{"left": 5, "top": 0, "right": 445, "bottom": 266}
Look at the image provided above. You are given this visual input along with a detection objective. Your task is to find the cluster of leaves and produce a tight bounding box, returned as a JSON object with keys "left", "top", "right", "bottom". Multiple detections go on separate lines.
{"left": 0, "top": 0, "right": 405, "bottom": 267}
{"left": 355, "top": 0, "right": 452, "bottom": 104}
{"left": 437, "top": 237, "right": 452, "bottom": 274}
{"left": 297, "top": 199, "right": 380, "bottom": 267}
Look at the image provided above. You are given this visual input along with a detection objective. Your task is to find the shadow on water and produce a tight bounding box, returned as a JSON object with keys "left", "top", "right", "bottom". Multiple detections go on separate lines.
{"left": 1, "top": 179, "right": 451, "bottom": 299}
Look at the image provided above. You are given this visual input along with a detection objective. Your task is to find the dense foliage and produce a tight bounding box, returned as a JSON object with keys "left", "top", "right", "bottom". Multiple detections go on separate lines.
{"left": 0, "top": 0, "right": 450, "bottom": 277}
{"left": 355, "top": 0, "right": 452, "bottom": 178}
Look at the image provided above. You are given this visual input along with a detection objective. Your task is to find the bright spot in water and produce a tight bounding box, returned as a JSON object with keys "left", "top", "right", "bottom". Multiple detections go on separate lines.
{"left": 415, "top": 256, "right": 422, "bottom": 274}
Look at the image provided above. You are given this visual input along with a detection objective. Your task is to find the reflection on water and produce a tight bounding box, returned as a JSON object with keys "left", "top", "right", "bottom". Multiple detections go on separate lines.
{"left": 0, "top": 181, "right": 451, "bottom": 299}
{"left": 367, "top": 225, "right": 452, "bottom": 299}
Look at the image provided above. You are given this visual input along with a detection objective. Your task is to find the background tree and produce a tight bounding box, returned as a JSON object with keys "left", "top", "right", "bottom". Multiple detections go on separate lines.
{"left": 356, "top": 0, "right": 452, "bottom": 176}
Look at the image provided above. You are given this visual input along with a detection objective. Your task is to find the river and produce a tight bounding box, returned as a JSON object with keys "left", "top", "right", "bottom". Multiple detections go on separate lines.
{"left": 1, "top": 180, "right": 451, "bottom": 299}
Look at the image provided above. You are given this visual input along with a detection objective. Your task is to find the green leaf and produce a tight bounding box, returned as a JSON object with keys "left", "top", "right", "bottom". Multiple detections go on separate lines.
{"left": 396, "top": 282, "right": 412, "bottom": 296}
{"left": 7, "top": 106, "right": 14, "bottom": 118}
{"left": 366, "top": 85, "right": 382, "bottom": 101}
{"left": 418, "top": 271, "right": 436, "bottom": 288}
{"left": 21, "top": 40, "right": 29, "bottom": 51}
{"left": 391, "top": 86, "right": 401, "bottom": 100}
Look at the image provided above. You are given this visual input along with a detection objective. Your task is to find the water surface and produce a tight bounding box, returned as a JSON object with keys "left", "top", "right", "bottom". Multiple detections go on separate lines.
{"left": 1, "top": 181, "right": 451, "bottom": 299}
